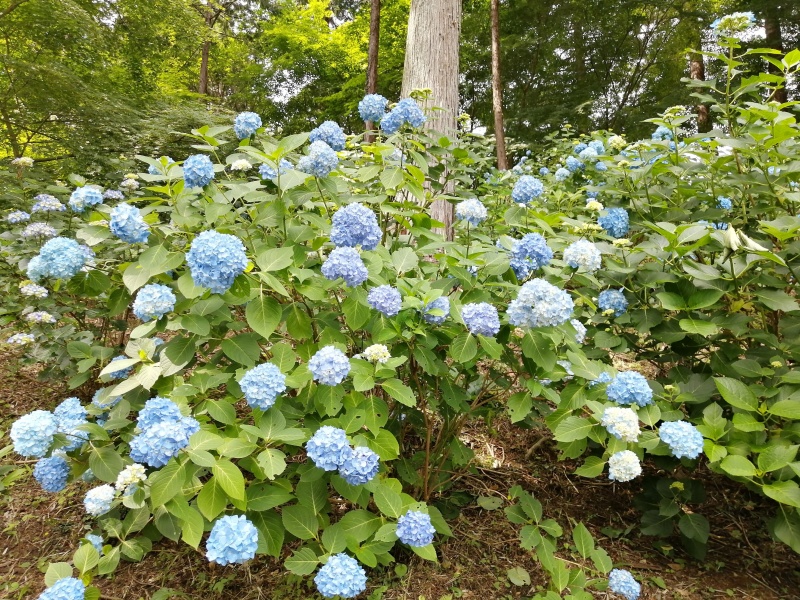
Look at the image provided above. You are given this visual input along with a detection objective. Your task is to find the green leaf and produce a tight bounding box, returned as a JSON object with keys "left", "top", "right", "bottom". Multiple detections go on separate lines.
{"left": 507, "top": 566, "right": 531, "bottom": 586}
{"left": 256, "top": 247, "right": 295, "bottom": 272}
{"left": 179, "top": 507, "right": 205, "bottom": 549}
{"left": 322, "top": 523, "right": 348, "bottom": 553}
{"left": 758, "top": 445, "right": 799, "bottom": 473}
{"left": 521, "top": 332, "right": 557, "bottom": 371}
{"left": 221, "top": 333, "right": 262, "bottom": 366}
{"left": 250, "top": 510, "right": 285, "bottom": 557}
{"left": 380, "top": 166, "right": 404, "bottom": 190}
{"left": 373, "top": 484, "right": 404, "bottom": 518}
{"left": 553, "top": 417, "right": 593, "bottom": 443}
{"left": 246, "top": 296, "right": 282, "bottom": 340}
{"left": 45, "top": 563, "right": 73, "bottom": 586}
{"left": 714, "top": 377, "right": 759, "bottom": 411}
{"left": 720, "top": 455, "right": 757, "bottom": 477}
{"left": 282, "top": 504, "right": 319, "bottom": 540}
{"left": 380, "top": 379, "right": 417, "bottom": 407}
{"left": 411, "top": 543, "right": 438, "bottom": 562}
{"left": 197, "top": 479, "right": 228, "bottom": 521}
{"left": 772, "top": 509, "right": 800, "bottom": 553}
{"left": 392, "top": 247, "right": 418, "bottom": 273}
{"left": 679, "top": 513, "right": 709, "bottom": 543}
{"left": 284, "top": 547, "right": 319, "bottom": 575}
{"left": 73, "top": 543, "right": 100, "bottom": 575}
{"left": 365, "top": 429, "right": 399, "bottom": 460}
{"left": 449, "top": 332, "right": 477, "bottom": 363}
{"left": 246, "top": 483, "right": 294, "bottom": 511}
{"left": 575, "top": 456, "right": 606, "bottom": 477}
{"left": 679, "top": 318, "right": 719, "bottom": 336}
{"left": 138, "top": 244, "right": 184, "bottom": 276}
{"left": 149, "top": 461, "right": 187, "bottom": 506}
{"left": 257, "top": 449, "right": 287, "bottom": 480}
{"left": 756, "top": 290, "right": 799, "bottom": 312}
{"left": 338, "top": 509, "right": 381, "bottom": 542}
{"left": 477, "top": 496, "right": 504, "bottom": 510}
{"left": 343, "top": 295, "right": 371, "bottom": 330}
{"left": 769, "top": 401, "right": 800, "bottom": 419}
{"left": 571, "top": 522, "right": 594, "bottom": 558}
{"left": 97, "top": 547, "right": 120, "bottom": 575}
{"left": 88, "top": 446, "right": 124, "bottom": 483}
{"left": 212, "top": 460, "right": 246, "bottom": 501}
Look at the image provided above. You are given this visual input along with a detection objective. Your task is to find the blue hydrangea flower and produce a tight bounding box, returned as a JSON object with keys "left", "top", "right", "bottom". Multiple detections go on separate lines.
{"left": 600, "top": 407, "right": 640, "bottom": 442}
{"left": 38, "top": 577, "right": 86, "bottom": 600}
{"left": 716, "top": 196, "right": 732, "bottom": 210}
{"left": 511, "top": 176, "right": 545, "bottom": 205}
{"left": 310, "top": 121, "right": 346, "bottom": 150}
{"left": 396, "top": 510, "right": 436, "bottom": 547}
{"left": 132, "top": 284, "right": 176, "bottom": 321}
{"left": 30, "top": 237, "right": 87, "bottom": 281}
{"left": 589, "top": 140, "right": 605, "bottom": 154}
{"left": 239, "top": 363, "right": 286, "bottom": 410}
{"left": 84, "top": 484, "right": 115, "bottom": 516}
{"left": 148, "top": 156, "right": 175, "bottom": 175}
{"left": 598, "top": 288, "right": 628, "bottom": 316}
{"left": 321, "top": 247, "right": 368, "bottom": 287}
{"left": 20, "top": 283, "right": 48, "bottom": 298}
{"left": 507, "top": 278, "right": 574, "bottom": 328}
{"left": 423, "top": 296, "right": 450, "bottom": 325}
{"left": 608, "top": 450, "right": 642, "bottom": 482}
{"left": 571, "top": 319, "right": 587, "bottom": 343}
{"left": 651, "top": 125, "right": 673, "bottom": 141}
{"left": 68, "top": 186, "right": 103, "bottom": 212}
{"left": 455, "top": 198, "right": 488, "bottom": 225}
{"left": 555, "top": 167, "right": 570, "bottom": 181}
{"left": 233, "top": 112, "right": 262, "bottom": 139}
{"left": 306, "top": 425, "right": 350, "bottom": 470}
{"left": 659, "top": 421, "right": 703, "bottom": 459}
{"left": 21, "top": 222, "right": 57, "bottom": 238}
{"left": 539, "top": 166, "right": 549, "bottom": 175}
{"left": 34, "top": 455, "right": 70, "bottom": 492}
{"left": 330, "top": 203, "right": 382, "bottom": 250}
{"left": 85, "top": 534, "right": 104, "bottom": 555}
{"left": 183, "top": 154, "right": 215, "bottom": 188}
{"left": 573, "top": 143, "right": 588, "bottom": 154}
{"left": 589, "top": 372, "right": 613, "bottom": 387}
{"left": 11, "top": 410, "right": 57, "bottom": 457}
{"left": 509, "top": 233, "right": 553, "bottom": 279}
{"left": 33, "top": 195, "right": 65, "bottom": 212}
{"left": 380, "top": 99, "right": 425, "bottom": 134}
{"left": 314, "top": 553, "right": 367, "bottom": 599}
{"left": 339, "top": 446, "right": 380, "bottom": 485}
{"left": 461, "top": 302, "right": 500, "bottom": 337}
{"left": 206, "top": 515, "right": 259, "bottom": 565}
{"left": 565, "top": 156, "right": 583, "bottom": 172}
{"left": 7, "top": 210, "right": 30, "bottom": 223}
{"left": 109, "top": 204, "right": 149, "bottom": 243}
{"left": 107, "top": 355, "right": 133, "bottom": 380}
{"left": 297, "top": 140, "right": 339, "bottom": 178}
{"left": 129, "top": 417, "right": 199, "bottom": 467}
{"left": 598, "top": 208, "right": 629, "bottom": 238}
{"left": 259, "top": 159, "right": 292, "bottom": 180}
{"left": 608, "top": 568, "right": 641, "bottom": 600}
{"left": 7, "top": 332, "right": 35, "bottom": 345}
{"left": 104, "top": 190, "right": 125, "bottom": 201}
{"left": 359, "top": 94, "right": 389, "bottom": 122}
{"left": 367, "top": 285, "right": 402, "bottom": 317}
{"left": 606, "top": 372, "right": 653, "bottom": 407}
{"left": 563, "top": 239, "right": 602, "bottom": 272}
{"left": 92, "top": 388, "right": 121, "bottom": 410}
{"left": 579, "top": 147, "right": 598, "bottom": 161}
{"left": 308, "top": 346, "right": 351, "bottom": 386}
{"left": 54, "top": 397, "right": 88, "bottom": 451}
{"left": 187, "top": 230, "right": 248, "bottom": 294}
{"left": 595, "top": 161, "right": 608, "bottom": 172}
{"left": 137, "top": 397, "right": 183, "bottom": 430}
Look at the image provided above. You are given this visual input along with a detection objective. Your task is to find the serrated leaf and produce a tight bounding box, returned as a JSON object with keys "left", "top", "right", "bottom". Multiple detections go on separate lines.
{"left": 212, "top": 460, "right": 245, "bottom": 500}
{"left": 282, "top": 504, "right": 319, "bottom": 540}
{"left": 256, "top": 247, "right": 295, "bottom": 272}
{"left": 449, "top": 332, "right": 477, "bottom": 363}
{"left": 284, "top": 547, "right": 319, "bottom": 575}
{"left": 73, "top": 543, "right": 99, "bottom": 575}
{"left": 714, "top": 377, "right": 759, "bottom": 411}
{"left": 719, "top": 455, "right": 757, "bottom": 477}
{"left": 149, "top": 461, "right": 187, "bottom": 506}
{"left": 380, "top": 378, "right": 416, "bottom": 407}
{"left": 246, "top": 296, "right": 282, "bottom": 340}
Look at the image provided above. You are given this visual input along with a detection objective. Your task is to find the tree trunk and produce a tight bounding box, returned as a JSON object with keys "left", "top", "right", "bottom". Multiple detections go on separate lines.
{"left": 689, "top": 45, "right": 710, "bottom": 132}
{"left": 198, "top": 12, "right": 213, "bottom": 95}
{"left": 490, "top": 0, "right": 508, "bottom": 170}
{"left": 365, "top": 0, "right": 381, "bottom": 141}
{"left": 401, "top": 0, "right": 462, "bottom": 240}
{"left": 764, "top": 3, "right": 788, "bottom": 103}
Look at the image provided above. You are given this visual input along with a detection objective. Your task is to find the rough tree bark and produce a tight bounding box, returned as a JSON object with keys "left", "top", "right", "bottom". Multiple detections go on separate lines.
{"left": 490, "top": 0, "right": 508, "bottom": 170}
{"left": 689, "top": 30, "right": 710, "bottom": 132}
{"left": 365, "top": 0, "right": 381, "bottom": 141}
{"left": 764, "top": 3, "right": 788, "bottom": 104}
{"left": 198, "top": 11, "right": 214, "bottom": 95}
{"left": 401, "top": 0, "right": 462, "bottom": 240}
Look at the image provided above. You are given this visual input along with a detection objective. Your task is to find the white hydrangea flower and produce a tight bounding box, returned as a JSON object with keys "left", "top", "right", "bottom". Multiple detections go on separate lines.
{"left": 230, "top": 159, "right": 252, "bottom": 172}
{"left": 115, "top": 463, "right": 147, "bottom": 492}
{"left": 358, "top": 344, "right": 391, "bottom": 364}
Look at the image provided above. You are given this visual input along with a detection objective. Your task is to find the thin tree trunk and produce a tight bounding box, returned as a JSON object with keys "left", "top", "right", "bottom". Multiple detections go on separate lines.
{"left": 198, "top": 12, "right": 213, "bottom": 95}
{"left": 764, "top": 4, "right": 788, "bottom": 103}
{"left": 365, "top": 0, "right": 381, "bottom": 142}
{"left": 689, "top": 32, "right": 710, "bottom": 132}
{"left": 401, "top": 0, "right": 462, "bottom": 240}
{"left": 490, "top": 0, "right": 507, "bottom": 170}
{"left": 0, "top": 104, "right": 22, "bottom": 157}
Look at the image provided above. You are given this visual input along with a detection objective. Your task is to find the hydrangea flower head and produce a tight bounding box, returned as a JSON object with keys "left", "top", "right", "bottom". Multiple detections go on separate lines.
{"left": 608, "top": 135, "right": 626, "bottom": 151}
{"left": 330, "top": 203, "right": 382, "bottom": 250}
{"left": 230, "top": 159, "right": 252, "bottom": 171}
{"left": 598, "top": 289, "right": 628, "bottom": 316}
{"left": 259, "top": 159, "right": 292, "bottom": 180}
{"left": 511, "top": 176, "right": 545, "bottom": 205}
{"left": 359, "top": 94, "right": 389, "bottom": 122}
{"left": 7, "top": 332, "right": 35, "bottom": 345}
{"left": 129, "top": 417, "right": 199, "bottom": 467}
{"left": 38, "top": 577, "right": 86, "bottom": 600}
{"left": 308, "top": 346, "right": 351, "bottom": 386}
{"left": 461, "top": 302, "right": 500, "bottom": 337}
{"left": 423, "top": 296, "right": 450, "bottom": 325}
{"left": 608, "top": 569, "right": 641, "bottom": 600}
{"left": 183, "top": 154, "right": 215, "bottom": 188}
{"left": 358, "top": 344, "right": 391, "bottom": 363}
{"left": 589, "top": 140, "right": 605, "bottom": 154}
{"left": 716, "top": 196, "right": 732, "bottom": 210}
{"left": 233, "top": 112, "right": 262, "bottom": 139}
{"left": 109, "top": 203, "right": 149, "bottom": 243}
{"left": 34, "top": 237, "right": 87, "bottom": 280}
{"left": 608, "top": 450, "right": 642, "bottom": 482}
{"left": 132, "top": 284, "right": 176, "bottom": 321}
{"left": 651, "top": 125, "right": 673, "bottom": 141}
{"left": 148, "top": 156, "right": 175, "bottom": 176}
{"left": 54, "top": 397, "right": 88, "bottom": 451}
{"left": 314, "top": 553, "right": 367, "bottom": 599}
{"left": 579, "top": 147, "right": 598, "bottom": 161}
{"left": 34, "top": 455, "right": 70, "bottom": 492}
{"left": 595, "top": 161, "right": 608, "bottom": 172}
{"left": 26, "top": 311, "right": 56, "bottom": 324}
{"left": 339, "top": 446, "right": 380, "bottom": 485}
{"left": 11, "top": 410, "right": 57, "bottom": 457}
{"left": 7, "top": 210, "right": 30, "bottom": 223}
{"left": 321, "top": 247, "right": 368, "bottom": 287}
{"left": 367, "top": 285, "right": 402, "bottom": 317}
{"left": 239, "top": 363, "right": 286, "bottom": 410}
{"left": 84, "top": 484, "right": 116, "bottom": 516}
{"left": 20, "top": 283, "right": 48, "bottom": 298}
{"left": 598, "top": 208, "right": 629, "bottom": 238}
{"left": 396, "top": 510, "right": 436, "bottom": 546}
{"left": 509, "top": 233, "right": 553, "bottom": 279}
{"left": 85, "top": 534, "right": 104, "bottom": 555}
{"left": 306, "top": 425, "right": 350, "bottom": 470}
{"left": 539, "top": 166, "right": 549, "bottom": 175}
{"left": 21, "top": 222, "right": 57, "bottom": 238}
{"left": 589, "top": 372, "right": 613, "bottom": 387}
{"left": 92, "top": 388, "right": 121, "bottom": 410}
{"left": 206, "top": 515, "right": 259, "bottom": 565}
{"left": 120, "top": 178, "right": 139, "bottom": 192}
{"left": 68, "top": 186, "right": 103, "bottom": 212}
{"left": 710, "top": 12, "right": 757, "bottom": 37}
{"left": 563, "top": 239, "right": 601, "bottom": 272}
{"left": 555, "top": 167, "right": 570, "bottom": 181}
{"left": 507, "top": 278, "right": 574, "bottom": 328}
{"left": 573, "top": 143, "right": 588, "bottom": 154}
{"left": 606, "top": 372, "right": 653, "bottom": 407}
{"left": 310, "top": 121, "right": 346, "bottom": 150}
{"left": 104, "top": 190, "right": 125, "bottom": 201}
{"left": 565, "top": 156, "right": 583, "bottom": 172}
{"left": 571, "top": 319, "right": 587, "bottom": 343}
{"left": 136, "top": 397, "right": 184, "bottom": 430}
{"left": 297, "top": 140, "right": 339, "bottom": 178}
{"left": 380, "top": 98, "right": 426, "bottom": 133}
{"left": 187, "top": 230, "right": 248, "bottom": 294}
{"left": 659, "top": 421, "right": 703, "bottom": 459}
{"left": 455, "top": 198, "right": 488, "bottom": 225}
{"left": 601, "top": 407, "right": 640, "bottom": 442}
{"left": 115, "top": 463, "right": 147, "bottom": 492}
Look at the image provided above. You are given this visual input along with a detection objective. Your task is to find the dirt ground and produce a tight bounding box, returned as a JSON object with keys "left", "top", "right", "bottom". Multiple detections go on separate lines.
{"left": 1, "top": 348, "right": 798, "bottom": 600}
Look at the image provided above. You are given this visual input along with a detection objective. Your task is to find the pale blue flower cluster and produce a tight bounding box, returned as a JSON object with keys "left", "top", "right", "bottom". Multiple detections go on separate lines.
{"left": 308, "top": 346, "right": 351, "bottom": 386}
{"left": 298, "top": 141, "right": 339, "bottom": 178}
{"left": 608, "top": 568, "right": 641, "bottom": 600}
{"left": 132, "top": 284, "right": 176, "bottom": 321}
{"left": 509, "top": 233, "right": 553, "bottom": 279}
{"left": 659, "top": 421, "right": 703, "bottom": 459}
{"left": 92, "top": 388, "right": 121, "bottom": 410}
{"left": 507, "top": 278, "right": 574, "bottom": 328}
{"left": 20, "top": 283, "right": 48, "bottom": 298}
{"left": 187, "top": 230, "right": 248, "bottom": 294}
{"left": 608, "top": 450, "right": 642, "bottom": 482}
{"left": 598, "top": 288, "right": 628, "bottom": 316}
{"left": 84, "top": 484, "right": 115, "bottom": 516}
{"left": 136, "top": 397, "right": 184, "bottom": 430}
{"left": 110, "top": 204, "right": 149, "bottom": 243}
{"left": 33, "top": 195, "right": 65, "bottom": 212}
{"left": 148, "top": 156, "right": 175, "bottom": 175}
{"left": 38, "top": 577, "right": 86, "bottom": 600}
{"left": 555, "top": 167, "right": 570, "bottom": 181}
{"left": 359, "top": 94, "right": 388, "bottom": 122}
{"left": 314, "top": 553, "right": 367, "bottom": 599}
{"left": 462, "top": 302, "right": 500, "bottom": 337}
{"left": 85, "top": 534, "right": 104, "bottom": 554}
{"left": 396, "top": 510, "right": 436, "bottom": 547}
{"left": 11, "top": 410, "right": 57, "bottom": 457}
{"left": 183, "top": 154, "right": 215, "bottom": 188}
{"left": 321, "top": 247, "right": 368, "bottom": 287}
{"left": 539, "top": 166, "right": 549, "bottom": 175}
{"left": 306, "top": 425, "right": 351, "bottom": 470}
{"left": 651, "top": 125, "right": 673, "bottom": 141}
{"left": 589, "top": 372, "right": 613, "bottom": 387}
{"left": 330, "top": 203, "right": 382, "bottom": 250}
{"left": 239, "top": 363, "right": 286, "bottom": 410}
{"left": 563, "top": 239, "right": 601, "bottom": 272}
{"left": 511, "top": 175, "right": 544, "bottom": 205}
{"left": 423, "top": 296, "right": 450, "bottom": 325}
{"left": 34, "top": 455, "right": 70, "bottom": 492}
{"left": 24, "top": 309, "right": 54, "bottom": 323}
{"left": 7, "top": 332, "right": 35, "bottom": 345}
{"left": 595, "top": 161, "right": 608, "bottom": 172}
{"left": 574, "top": 143, "right": 587, "bottom": 154}
{"left": 206, "top": 515, "right": 259, "bottom": 565}
{"left": 104, "top": 190, "right": 124, "bottom": 201}
{"left": 7, "top": 210, "right": 30, "bottom": 223}
{"left": 606, "top": 372, "right": 653, "bottom": 407}
{"left": 716, "top": 196, "right": 732, "bottom": 210}
{"left": 589, "top": 140, "right": 605, "bottom": 154}
{"left": 600, "top": 406, "right": 640, "bottom": 442}
{"left": 380, "top": 98, "right": 426, "bottom": 134}
{"left": 310, "top": 120, "right": 346, "bottom": 150}
{"left": 130, "top": 398, "right": 199, "bottom": 467}
{"left": 367, "top": 285, "right": 402, "bottom": 317}
{"left": 68, "top": 186, "right": 103, "bottom": 212}
{"left": 598, "top": 208, "right": 629, "bottom": 238}
{"left": 28, "top": 237, "right": 87, "bottom": 281}
{"left": 565, "top": 156, "right": 583, "bottom": 172}
{"left": 22, "top": 223, "right": 57, "bottom": 238}
{"left": 339, "top": 446, "right": 380, "bottom": 485}
{"left": 233, "top": 112, "right": 262, "bottom": 139}
{"left": 107, "top": 355, "right": 133, "bottom": 379}
{"left": 579, "top": 147, "right": 598, "bottom": 161}
{"left": 259, "top": 159, "right": 292, "bottom": 180}
{"left": 455, "top": 198, "right": 488, "bottom": 225}
{"left": 54, "top": 397, "right": 88, "bottom": 451}
{"left": 571, "top": 319, "right": 587, "bottom": 343}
